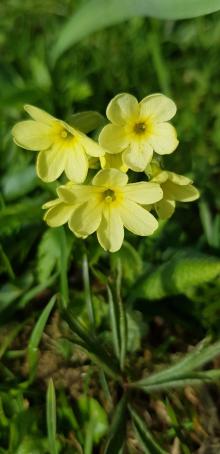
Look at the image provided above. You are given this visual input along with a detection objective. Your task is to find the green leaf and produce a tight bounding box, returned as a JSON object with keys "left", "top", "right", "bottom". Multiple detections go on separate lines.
{"left": 51, "top": 0, "right": 220, "bottom": 61}
{"left": 46, "top": 379, "right": 58, "bottom": 454}
{"left": 104, "top": 394, "right": 127, "bottom": 454}
{"left": 27, "top": 295, "right": 56, "bottom": 379}
{"left": 0, "top": 243, "right": 15, "bottom": 279}
{"left": 132, "top": 338, "right": 220, "bottom": 391}
{"left": 1, "top": 166, "right": 38, "bottom": 201}
{"left": 129, "top": 251, "right": 220, "bottom": 302}
{"left": 107, "top": 285, "right": 120, "bottom": 360}
{"left": 64, "top": 308, "right": 121, "bottom": 380}
{"left": 129, "top": 406, "right": 169, "bottom": 454}
{"left": 69, "top": 111, "right": 106, "bottom": 133}
{"left": 37, "top": 229, "right": 62, "bottom": 284}
{"left": 78, "top": 395, "right": 108, "bottom": 444}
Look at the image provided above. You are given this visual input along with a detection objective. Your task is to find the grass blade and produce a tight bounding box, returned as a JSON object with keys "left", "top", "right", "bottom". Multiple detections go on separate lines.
{"left": 129, "top": 406, "right": 169, "bottom": 454}
{"left": 104, "top": 393, "right": 127, "bottom": 454}
{"left": 27, "top": 295, "right": 56, "bottom": 380}
{"left": 47, "top": 378, "right": 58, "bottom": 454}
{"left": 107, "top": 285, "right": 120, "bottom": 360}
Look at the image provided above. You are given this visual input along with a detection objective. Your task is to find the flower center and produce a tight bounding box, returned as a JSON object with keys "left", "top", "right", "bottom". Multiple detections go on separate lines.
{"left": 104, "top": 189, "right": 116, "bottom": 202}
{"left": 133, "top": 122, "right": 147, "bottom": 134}
{"left": 60, "top": 129, "right": 73, "bottom": 140}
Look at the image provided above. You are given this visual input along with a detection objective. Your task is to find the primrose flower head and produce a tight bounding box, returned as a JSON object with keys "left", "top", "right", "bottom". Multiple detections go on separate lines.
{"left": 12, "top": 105, "right": 105, "bottom": 183}
{"left": 147, "top": 161, "right": 200, "bottom": 219}
{"left": 45, "top": 168, "right": 163, "bottom": 252}
{"left": 99, "top": 93, "right": 179, "bottom": 172}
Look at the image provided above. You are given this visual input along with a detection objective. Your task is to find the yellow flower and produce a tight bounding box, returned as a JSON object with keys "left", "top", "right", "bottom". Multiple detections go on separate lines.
{"left": 12, "top": 105, "right": 105, "bottom": 183}
{"left": 100, "top": 152, "right": 128, "bottom": 173}
{"left": 99, "top": 93, "right": 179, "bottom": 172}
{"left": 147, "top": 162, "right": 200, "bottom": 219}
{"left": 45, "top": 168, "right": 163, "bottom": 252}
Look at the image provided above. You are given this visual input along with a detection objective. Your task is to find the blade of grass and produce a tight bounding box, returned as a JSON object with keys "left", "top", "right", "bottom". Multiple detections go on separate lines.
{"left": 47, "top": 378, "right": 58, "bottom": 454}
{"left": 107, "top": 284, "right": 120, "bottom": 360}
{"left": 104, "top": 393, "right": 128, "bottom": 454}
{"left": 82, "top": 252, "right": 95, "bottom": 331}
{"left": 129, "top": 406, "right": 169, "bottom": 454}
{"left": 27, "top": 295, "right": 56, "bottom": 380}
{"left": 63, "top": 308, "right": 121, "bottom": 380}
{"left": 116, "top": 258, "right": 127, "bottom": 371}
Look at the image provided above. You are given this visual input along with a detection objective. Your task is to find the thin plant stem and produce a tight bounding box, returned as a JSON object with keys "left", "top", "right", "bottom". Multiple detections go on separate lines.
{"left": 82, "top": 252, "right": 96, "bottom": 331}
{"left": 116, "top": 258, "right": 127, "bottom": 371}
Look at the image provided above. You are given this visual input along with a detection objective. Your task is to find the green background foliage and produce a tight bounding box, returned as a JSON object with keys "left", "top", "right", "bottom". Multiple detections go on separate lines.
{"left": 1, "top": 0, "right": 220, "bottom": 452}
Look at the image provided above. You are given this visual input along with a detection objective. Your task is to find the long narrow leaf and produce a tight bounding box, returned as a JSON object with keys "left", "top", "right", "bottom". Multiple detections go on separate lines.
{"left": 133, "top": 338, "right": 220, "bottom": 388}
{"left": 27, "top": 295, "right": 56, "bottom": 379}
{"left": 64, "top": 309, "right": 121, "bottom": 380}
{"left": 47, "top": 378, "right": 58, "bottom": 454}
{"left": 51, "top": 0, "right": 220, "bottom": 62}
{"left": 107, "top": 285, "right": 120, "bottom": 360}
{"left": 104, "top": 393, "right": 127, "bottom": 454}
{"left": 129, "top": 406, "right": 169, "bottom": 454}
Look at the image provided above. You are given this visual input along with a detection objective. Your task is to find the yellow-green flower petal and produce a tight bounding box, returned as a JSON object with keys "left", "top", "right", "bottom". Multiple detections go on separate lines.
{"left": 166, "top": 171, "right": 192, "bottom": 185}
{"left": 92, "top": 168, "right": 128, "bottom": 188}
{"left": 99, "top": 124, "right": 129, "bottom": 154}
{"left": 162, "top": 181, "right": 200, "bottom": 202}
{"left": 106, "top": 93, "right": 139, "bottom": 126}
{"left": 149, "top": 123, "right": 179, "bottom": 155}
{"left": 97, "top": 205, "right": 124, "bottom": 252}
{"left": 64, "top": 145, "right": 88, "bottom": 183}
{"left": 119, "top": 200, "right": 158, "bottom": 236}
{"left": 100, "top": 152, "right": 128, "bottom": 173}
{"left": 12, "top": 121, "right": 52, "bottom": 150}
{"left": 36, "top": 144, "right": 66, "bottom": 182}
{"left": 122, "top": 144, "right": 153, "bottom": 171}
{"left": 58, "top": 185, "right": 103, "bottom": 204}
{"left": 156, "top": 199, "right": 176, "bottom": 219}
{"left": 44, "top": 202, "right": 75, "bottom": 227}
{"left": 24, "top": 105, "right": 55, "bottom": 125}
{"left": 81, "top": 135, "right": 105, "bottom": 157}
{"left": 69, "top": 199, "right": 102, "bottom": 236}
{"left": 140, "top": 94, "right": 177, "bottom": 122}
{"left": 121, "top": 182, "right": 163, "bottom": 204}
{"left": 150, "top": 170, "right": 169, "bottom": 184}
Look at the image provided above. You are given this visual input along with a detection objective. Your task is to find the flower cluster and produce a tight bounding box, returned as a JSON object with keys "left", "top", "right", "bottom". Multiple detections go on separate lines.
{"left": 12, "top": 93, "right": 199, "bottom": 252}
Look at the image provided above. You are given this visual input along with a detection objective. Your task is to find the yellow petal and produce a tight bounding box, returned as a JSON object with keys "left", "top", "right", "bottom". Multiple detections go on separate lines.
{"left": 58, "top": 184, "right": 103, "bottom": 204}
{"left": 149, "top": 123, "right": 179, "bottom": 155}
{"left": 150, "top": 170, "right": 169, "bottom": 184}
{"left": 140, "top": 94, "right": 177, "bottom": 122}
{"left": 64, "top": 145, "right": 88, "bottom": 183}
{"left": 155, "top": 199, "right": 176, "bottom": 219}
{"left": 12, "top": 120, "right": 53, "bottom": 150}
{"left": 36, "top": 144, "right": 66, "bottom": 182}
{"left": 166, "top": 171, "right": 192, "bottom": 185}
{"left": 162, "top": 181, "right": 200, "bottom": 202}
{"left": 106, "top": 93, "right": 139, "bottom": 126}
{"left": 24, "top": 105, "right": 56, "bottom": 125}
{"left": 92, "top": 168, "right": 128, "bottom": 188}
{"left": 100, "top": 152, "right": 128, "bottom": 173}
{"left": 42, "top": 198, "right": 61, "bottom": 210}
{"left": 81, "top": 135, "right": 105, "bottom": 157}
{"left": 121, "top": 182, "right": 163, "bottom": 204}
{"left": 44, "top": 202, "right": 75, "bottom": 227}
{"left": 99, "top": 124, "right": 129, "bottom": 154}
{"left": 119, "top": 200, "right": 158, "bottom": 236}
{"left": 122, "top": 143, "right": 153, "bottom": 171}
{"left": 97, "top": 205, "right": 124, "bottom": 252}
{"left": 68, "top": 198, "right": 102, "bottom": 236}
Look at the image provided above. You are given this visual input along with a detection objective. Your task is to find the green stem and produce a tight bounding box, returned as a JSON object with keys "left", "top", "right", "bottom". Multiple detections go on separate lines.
{"left": 116, "top": 259, "right": 127, "bottom": 371}
{"left": 82, "top": 252, "right": 95, "bottom": 331}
